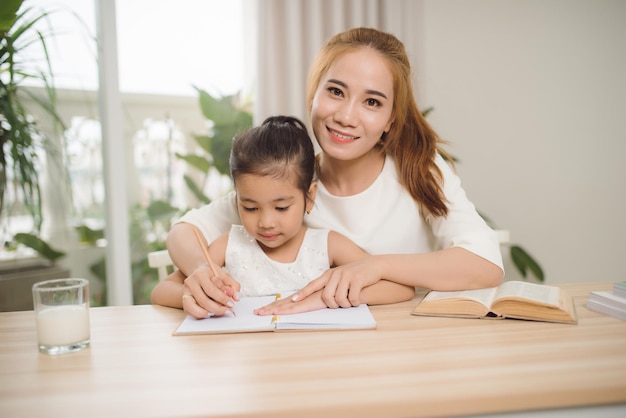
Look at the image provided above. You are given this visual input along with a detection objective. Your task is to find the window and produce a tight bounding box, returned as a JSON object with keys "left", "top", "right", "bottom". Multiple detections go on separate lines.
{"left": 7, "top": 0, "right": 248, "bottom": 305}
{"left": 35, "top": 0, "right": 246, "bottom": 97}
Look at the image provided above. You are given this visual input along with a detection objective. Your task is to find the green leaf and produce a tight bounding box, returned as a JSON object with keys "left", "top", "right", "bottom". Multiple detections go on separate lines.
{"left": 234, "top": 109, "right": 253, "bottom": 127}
{"left": 175, "top": 153, "right": 211, "bottom": 173}
{"left": 510, "top": 245, "right": 544, "bottom": 282}
{"left": 212, "top": 124, "right": 238, "bottom": 174}
{"left": 195, "top": 87, "right": 237, "bottom": 125}
{"left": 146, "top": 200, "right": 178, "bottom": 221}
{"left": 89, "top": 257, "right": 106, "bottom": 281}
{"left": 192, "top": 134, "right": 212, "bottom": 154}
{"left": 75, "top": 225, "right": 104, "bottom": 244}
{"left": 183, "top": 175, "right": 210, "bottom": 204}
{"left": 14, "top": 232, "right": 65, "bottom": 262}
{"left": 0, "top": 0, "right": 23, "bottom": 32}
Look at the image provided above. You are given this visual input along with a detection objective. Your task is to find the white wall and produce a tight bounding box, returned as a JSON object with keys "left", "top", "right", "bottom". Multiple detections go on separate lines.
{"left": 417, "top": 0, "right": 626, "bottom": 283}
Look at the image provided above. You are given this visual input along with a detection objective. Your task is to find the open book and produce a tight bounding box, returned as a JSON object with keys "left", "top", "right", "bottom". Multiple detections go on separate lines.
{"left": 173, "top": 295, "right": 376, "bottom": 335}
{"left": 411, "top": 281, "right": 577, "bottom": 324}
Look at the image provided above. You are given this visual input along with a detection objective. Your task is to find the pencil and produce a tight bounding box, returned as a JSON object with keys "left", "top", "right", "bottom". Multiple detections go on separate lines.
{"left": 192, "top": 227, "right": 236, "bottom": 316}
{"left": 192, "top": 227, "right": 219, "bottom": 277}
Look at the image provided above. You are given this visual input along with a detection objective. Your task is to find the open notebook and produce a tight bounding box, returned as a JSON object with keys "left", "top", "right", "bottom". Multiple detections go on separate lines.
{"left": 173, "top": 295, "right": 376, "bottom": 335}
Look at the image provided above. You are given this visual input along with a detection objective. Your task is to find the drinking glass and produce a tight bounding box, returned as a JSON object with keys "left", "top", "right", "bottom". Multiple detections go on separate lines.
{"left": 32, "top": 278, "right": 90, "bottom": 355}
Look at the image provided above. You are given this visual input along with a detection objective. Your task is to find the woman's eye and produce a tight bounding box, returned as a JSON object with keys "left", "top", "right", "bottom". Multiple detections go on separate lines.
{"left": 328, "top": 87, "right": 343, "bottom": 97}
{"left": 366, "top": 98, "right": 381, "bottom": 107}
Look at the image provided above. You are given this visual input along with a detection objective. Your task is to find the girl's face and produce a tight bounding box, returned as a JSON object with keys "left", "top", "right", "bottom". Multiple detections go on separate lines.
{"left": 235, "top": 173, "right": 315, "bottom": 253}
{"left": 311, "top": 47, "right": 394, "bottom": 162}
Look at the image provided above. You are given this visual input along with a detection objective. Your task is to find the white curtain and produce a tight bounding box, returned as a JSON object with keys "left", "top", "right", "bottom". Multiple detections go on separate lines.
{"left": 249, "top": 0, "right": 425, "bottom": 125}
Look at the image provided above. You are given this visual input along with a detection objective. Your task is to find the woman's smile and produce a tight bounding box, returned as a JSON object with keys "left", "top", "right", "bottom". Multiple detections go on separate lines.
{"left": 328, "top": 127, "right": 359, "bottom": 143}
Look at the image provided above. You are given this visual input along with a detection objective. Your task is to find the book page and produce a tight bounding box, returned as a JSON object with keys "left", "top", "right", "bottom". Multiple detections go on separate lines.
{"left": 173, "top": 296, "right": 376, "bottom": 334}
{"left": 275, "top": 304, "right": 376, "bottom": 330}
{"left": 493, "top": 281, "right": 560, "bottom": 307}
{"left": 422, "top": 287, "right": 498, "bottom": 308}
{"left": 173, "top": 296, "right": 276, "bottom": 335}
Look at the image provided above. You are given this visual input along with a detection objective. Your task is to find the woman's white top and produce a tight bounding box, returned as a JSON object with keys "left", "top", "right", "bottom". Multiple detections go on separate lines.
{"left": 224, "top": 225, "right": 330, "bottom": 297}
{"left": 178, "top": 154, "right": 503, "bottom": 272}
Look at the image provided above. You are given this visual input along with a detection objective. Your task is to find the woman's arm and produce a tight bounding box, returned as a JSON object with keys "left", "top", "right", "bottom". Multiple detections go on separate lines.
{"left": 376, "top": 247, "right": 504, "bottom": 290}
{"left": 167, "top": 192, "right": 240, "bottom": 276}
{"left": 324, "top": 231, "right": 416, "bottom": 307}
{"left": 166, "top": 222, "right": 211, "bottom": 277}
{"left": 155, "top": 231, "right": 240, "bottom": 318}
{"left": 150, "top": 269, "right": 228, "bottom": 319}
{"left": 294, "top": 247, "right": 503, "bottom": 308}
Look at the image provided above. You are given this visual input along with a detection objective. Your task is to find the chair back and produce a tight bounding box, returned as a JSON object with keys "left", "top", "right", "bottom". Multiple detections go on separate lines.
{"left": 148, "top": 250, "right": 174, "bottom": 281}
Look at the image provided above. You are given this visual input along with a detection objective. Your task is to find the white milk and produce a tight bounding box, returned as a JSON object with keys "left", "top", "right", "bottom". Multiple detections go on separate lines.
{"left": 36, "top": 305, "right": 90, "bottom": 346}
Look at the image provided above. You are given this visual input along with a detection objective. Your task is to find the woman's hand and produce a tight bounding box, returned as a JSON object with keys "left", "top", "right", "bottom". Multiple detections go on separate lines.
{"left": 254, "top": 291, "right": 328, "bottom": 316}
{"left": 291, "top": 258, "right": 383, "bottom": 308}
{"left": 182, "top": 264, "right": 240, "bottom": 318}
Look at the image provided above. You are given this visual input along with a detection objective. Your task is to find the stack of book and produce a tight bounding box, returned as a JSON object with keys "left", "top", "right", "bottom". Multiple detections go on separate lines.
{"left": 587, "top": 282, "right": 626, "bottom": 320}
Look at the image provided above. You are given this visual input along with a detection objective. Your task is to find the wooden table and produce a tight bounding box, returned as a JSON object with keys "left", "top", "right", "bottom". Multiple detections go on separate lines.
{"left": 1, "top": 282, "right": 625, "bottom": 418}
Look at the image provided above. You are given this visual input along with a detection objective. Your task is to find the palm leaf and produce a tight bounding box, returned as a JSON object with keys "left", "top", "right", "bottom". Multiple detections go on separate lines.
{"left": 0, "top": 0, "right": 22, "bottom": 32}
{"left": 175, "top": 153, "right": 211, "bottom": 173}
{"left": 146, "top": 200, "right": 178, "bottom": 222}
{"left": 75, "top": 225, "right": 104, "bottom": 245}
{"left": 14, "top": 232, "right": 65, "bottom": 262}
{"left": 510, "top": 245, "right": 544, "bottom": 282}
{"left": 183, "top": 174, "right": 210, "bottom": 204}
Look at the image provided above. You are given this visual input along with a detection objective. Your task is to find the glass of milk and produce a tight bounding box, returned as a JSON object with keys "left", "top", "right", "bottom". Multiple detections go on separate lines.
{"left": 32, "top": 278, "right": 90, "bottom": 355}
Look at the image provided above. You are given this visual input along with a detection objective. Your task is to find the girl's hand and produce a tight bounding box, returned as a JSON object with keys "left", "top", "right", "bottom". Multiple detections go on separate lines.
{"left": 291, "top": 258, "right": 383, "bottom": 308}
{"left": 254, "top": 291, "right": 327, "bottom": 315}
{"left": 182, "top": 264, "right": 240, "bottom": 318}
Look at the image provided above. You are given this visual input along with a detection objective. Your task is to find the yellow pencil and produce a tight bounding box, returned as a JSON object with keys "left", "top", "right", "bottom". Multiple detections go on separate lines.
{"left": 193, "top": 228, "right": 219, "bottom": 277}
{"left": 192, "top": 227, "right": 236, "bottom": 316}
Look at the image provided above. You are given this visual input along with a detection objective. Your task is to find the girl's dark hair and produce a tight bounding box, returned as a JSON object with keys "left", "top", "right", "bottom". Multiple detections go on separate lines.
{"left": 230, "top": 116, "right": 316, "bottom": 200}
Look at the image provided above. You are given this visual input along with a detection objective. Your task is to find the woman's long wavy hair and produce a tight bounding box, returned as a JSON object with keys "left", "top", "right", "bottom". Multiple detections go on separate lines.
{"left": 306, "top": 27, "right": 453, "bottom": 217}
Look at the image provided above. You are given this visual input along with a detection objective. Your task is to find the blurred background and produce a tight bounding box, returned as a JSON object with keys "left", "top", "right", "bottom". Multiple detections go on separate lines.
{"left": 1, "top": 0, "right": 624, "bottom": 309}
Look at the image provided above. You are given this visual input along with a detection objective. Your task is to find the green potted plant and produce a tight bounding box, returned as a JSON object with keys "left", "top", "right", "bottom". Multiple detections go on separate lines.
{"left": 85, "top": 88, "right": 253, "bottom": 305}
{"left": 177, "top": 87, "right": 253, "bottom": 203}
{"left": 1, "top": 0, "right": 66, "bottom": 262}
{"left": 0, "top": 0, "right": 71, "bottom": 311}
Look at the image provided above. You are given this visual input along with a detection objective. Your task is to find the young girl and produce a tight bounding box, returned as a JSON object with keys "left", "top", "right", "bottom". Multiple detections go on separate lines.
{"left": 150, "top": 116, "right": 414, "bottom": 318}
{"left": 165, "top": 28, "right": 504, "bottom": 315}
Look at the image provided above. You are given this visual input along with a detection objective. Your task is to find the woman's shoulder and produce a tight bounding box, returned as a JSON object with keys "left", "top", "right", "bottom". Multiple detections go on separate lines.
{"left": 178, "top": 190, "right": 237, "bottom": 219}
{"left": 175, "top": 191, "right": 240, "bottom": 242}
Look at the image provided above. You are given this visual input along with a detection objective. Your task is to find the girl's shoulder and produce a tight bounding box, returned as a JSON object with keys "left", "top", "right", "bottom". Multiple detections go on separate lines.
{"left": 326, "top": 229, "right": 358, "bottom": 248}
{"left": 302, "top": 227, "right": 331, "bottom": 248}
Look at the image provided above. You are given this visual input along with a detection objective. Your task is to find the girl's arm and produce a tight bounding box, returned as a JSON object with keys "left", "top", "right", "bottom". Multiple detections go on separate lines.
{"left": 150, "top": 269, "right": 186, "bottom": 308}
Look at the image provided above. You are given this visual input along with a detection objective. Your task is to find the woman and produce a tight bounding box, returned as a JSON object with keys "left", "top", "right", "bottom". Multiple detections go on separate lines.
{"left": 166, "top": 27, "right": 504, "bottom": 317}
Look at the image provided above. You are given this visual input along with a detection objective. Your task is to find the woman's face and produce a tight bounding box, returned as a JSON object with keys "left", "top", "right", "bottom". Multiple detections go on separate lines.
{"left": 311, "top": 47, "right": 394, "bottom": 162}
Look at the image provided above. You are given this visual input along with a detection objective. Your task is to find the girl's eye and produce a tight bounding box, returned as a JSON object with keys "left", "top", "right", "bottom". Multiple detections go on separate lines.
{"left": 242, "top": 206, "right": 257, "bottom": 212}
{"left": 366, "top": 98, "right": 381, "bottom": 107}
{"left": 276, "top": 206, "right": 290, "bottom": 212}
{"left": 328, "top": 87, "right": 343, "bottom": 97}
